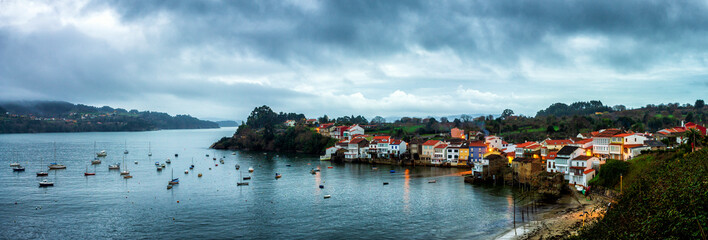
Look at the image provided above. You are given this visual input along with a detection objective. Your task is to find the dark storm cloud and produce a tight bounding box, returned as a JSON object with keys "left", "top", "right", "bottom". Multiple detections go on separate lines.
{"left": 1, "top": 0, "right": 707, "bottom": 119}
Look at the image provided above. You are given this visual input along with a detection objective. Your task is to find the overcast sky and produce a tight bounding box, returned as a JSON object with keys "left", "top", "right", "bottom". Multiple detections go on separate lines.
{"left": 1, "top": 0, "right": 707, "bottom": 121}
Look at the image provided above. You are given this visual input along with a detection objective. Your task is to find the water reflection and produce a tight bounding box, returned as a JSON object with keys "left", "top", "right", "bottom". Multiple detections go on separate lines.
{"left": 403, "top": 168, "right": 410, "bottom": 214}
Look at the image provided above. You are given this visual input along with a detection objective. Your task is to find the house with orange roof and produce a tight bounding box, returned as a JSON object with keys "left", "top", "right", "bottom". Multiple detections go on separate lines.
{"left": 592, "top": 129, "right": 623, "bottom": 159}
{"left": 545, "top": 151, "right": 558, "bottom": 172}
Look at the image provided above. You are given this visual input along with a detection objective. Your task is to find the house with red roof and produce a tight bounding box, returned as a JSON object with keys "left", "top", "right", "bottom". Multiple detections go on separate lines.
{"left": 485, "top": 135, "right": 504, "bottom": 150}
{"left": 541, "top": 139, "right": 574, "bottom": 151}
{"left": 432, "top": 144, "right": 448, "bottom": 164}
{"left": 569, "top": 155, "right": 601, "bottom": 188}
{"left": 343, "top": 124, "right": 365, "bottom": 140}
{"left": 421, "top": 140, "right": 442, "bottom": 161}
{"left": 370, "top": 136, "right": 392, "bottom": 158}
{"left": 468, "top": 141, "right": 488, "bottom": 165}
{"left": 317, "top": 123, "right": 335, "bottom": 136}
{"left": 515, "top": 142, "right": 541, "bottom": 158}
{"left": 389, "top": 139, "right": 407, "bottom": 157}
{"left": 345, "top": 138, "right": 369, "bottom": 160}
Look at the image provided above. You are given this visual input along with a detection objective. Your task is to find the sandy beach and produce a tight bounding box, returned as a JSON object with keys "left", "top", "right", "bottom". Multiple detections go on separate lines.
{"left": 497, "top": 190, "right": 610, "bottom": 240}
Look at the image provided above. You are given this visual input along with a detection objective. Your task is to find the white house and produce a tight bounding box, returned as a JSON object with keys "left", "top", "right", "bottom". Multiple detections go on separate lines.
{"left": 432, "top": 144, "right": 448, "bottom": 164}
{"left": 554, "top": 146, "right": 585, "bottom": 181}
{"left": 592, "top": 129, "right": 622, "bottom": 158}
{"left": 446, "top": 146, "right": 461, "bottom": 165}
{"left": 284, "top": 120, "right": 296, "bottom": 127}
{"left": 344, "top": 124, "right": 365, "bottom": 140}
{"left": 485, "top": 135, "right": 504, "bottom": 150}
{"left": 389, "top": 139, "right": 407, "bottom": 157}
{"left": 321, "top": 146, "right": 342, "bottom": 160}
{"left": 568, "top": 155, "right": 601, "bottom": 187}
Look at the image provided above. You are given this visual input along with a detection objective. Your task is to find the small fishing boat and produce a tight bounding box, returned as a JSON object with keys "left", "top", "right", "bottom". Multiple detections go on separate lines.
{"left": 156, "top": 166, "right": 163, "bottom": 171}
{"left": 10, "top": 162, "right": 20, "bottom": 167}
{"left": 167, "top": 184, "right": 173, "bottom": 189}
{"left": 96, "top": 150, "right": 107, "bottom": 157}
{"left": 174, "top": 153, "right": 178, "bottom": 157}
{"left": 161, "top": 163, "right": 166, "bottom": 168}
{"left": 319, "top": 185, "right": 324, "bottom": 189}
{"left": 123, "top": 175, "right": 132, "bottom": 179}
{"left": 389, "top": 170, "right": 396, "bottom": 173}
{"left": 184, "top": 169, "right": 189, "bottom": 174}
{"left": 248, "top": 167, "right": 254, "bottom": 173}
{"left": 198, "top": 173, "right": 202, "bottom": 177}
{"left": 148, "top": 142, "right": 152, "bottom": 157}
{"left": 372, "top": 167, "right": 378, "bottom": 170}
{"left": 155, "top": 161, "right": 160, "bottom": 166}
{"left": 286, "top": 164, "right": 291, "bottom": 167}
{"left": 39, "top": 179, "right": 54, "bottom": 187}
{"left": 275, "top": 173, "right": 282, "bottom": 179}
{"left": 213, "top": 157, "right": 216, "bottom": 161}
{"left": 237, "top": 171, "right": 249, "bottom": 186}
{"left": 219, "top": 159, "right": 224, "bottom": 164}
{"left": 231, "top": 152, "right": 236, "bottom": 155}
{"left": 13, "top": 166, "right": 25, "bottom": 172}
{"left": 428, "top": 179, "right": 437, "bottom": 183}
{"left": 310, "top": 169, "right": 317, "bottom": 174}
{"left": 323, "top": 195, "right": 331, "bottom": 199}
{"left": 84, "top": 165, "right": 95, "bottom": 176}
{"left": 190, "top": 158, "right": 195, "bottom": 169}
{"left": 166, "top": 159, "right": 171, "bottom": 164}
{"left": 134, "top": 161, "right": 138, "bottom": 164}
{"left": 243, "top": 176, "right": 251, "bottom": 180}
{"left": 383, "top": 182, "right": 389, "bottom": 185}
{"left": 215, "top": 163, "right": 218, "bottom": 167}
{"left": 235, "top": 164, "right": 240, "bottom": 170}
{"left": 206, "top": 154, "right": 209, "bottom": 157}
{"left": 108, "top": 163, "right": 120, "bottom": 170}
{"left": 327, "top": 166, "right": 333, "bottom": 169}
{"left": 48, "top": 163, "right": 66, "bottom": 169}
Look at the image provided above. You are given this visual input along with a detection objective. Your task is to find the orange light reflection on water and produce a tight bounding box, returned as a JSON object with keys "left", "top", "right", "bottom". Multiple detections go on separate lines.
{"left": 403, "top": 169, "right": 410, "bottom": 214}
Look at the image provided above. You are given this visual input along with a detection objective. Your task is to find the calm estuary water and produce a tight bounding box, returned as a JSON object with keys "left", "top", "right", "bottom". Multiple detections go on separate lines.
{"left": 0, "top": 128, "right": 515, "bottom": 239}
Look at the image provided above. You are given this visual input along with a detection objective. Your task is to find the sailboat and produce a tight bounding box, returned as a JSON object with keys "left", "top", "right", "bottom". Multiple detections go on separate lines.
{"left": 10, "top": 162, "right": 20, "bottom": 167}
{"left": 237, "top": 171, "right": 249, "bottom": 186}
{"left": 248, "top": 167, "right": 254, "bottom": 173}
{"left": 48, "top": 143, "right": 66, "bottom": 169}
{"left": 169, "top": 169, "right": 179, "bottom": 184}
{"left": 39, "top": 179, "right": 54, "bottom": 187}
{"left": 166, "top": 158, "right": 171, "bottom": 164}
{"left": 148, "top": 142, "right": 152, "bottom": 157}
{"left": 190, "top": 158, "right": 194, "bottom": 170}
{"left": 84, "top": 165, "right": 95, "bottom": 176}
{"left": 123, "top": 140, "right": 129, "bottom": 154}
{"left": 120, "top": 155, "right": 129, "bottom": 175}
{"left": 91, "top": 142, "right": 101, "bottom": 164}
{"left": 36, "top": 157, "right": 48, "bottom": 176}
{"left": 108, "top": 162, "right": 120, "bottom": 170}
{"left": 96, "top": 150, "right": 107, "bottom": 157}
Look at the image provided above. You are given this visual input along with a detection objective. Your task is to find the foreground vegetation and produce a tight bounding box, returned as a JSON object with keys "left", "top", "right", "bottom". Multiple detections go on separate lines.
{"left": 572, "top": 148, "right": 708, "bottom": 239}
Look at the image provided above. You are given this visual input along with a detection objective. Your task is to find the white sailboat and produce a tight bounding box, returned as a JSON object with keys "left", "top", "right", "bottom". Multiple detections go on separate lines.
{"left": 120, "top": 155, "right": 129, "bottom": 175}
{"left": 36, "top": 157, "right": 48, "bottom": 176}
{"left": 123, "top": 140, "right": 129, "bottom": 154}
{"left": 48, "top": 143, "right": 66, "bottom": 169}
{"left": 148, "top": 142, "right": 152, "bottom": 157}
{"left": 91, "top": 142, "right": 101, "bottom": 164}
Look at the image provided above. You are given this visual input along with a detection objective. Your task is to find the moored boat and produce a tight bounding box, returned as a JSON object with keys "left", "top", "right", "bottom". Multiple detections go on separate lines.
{"left": 13, "top": 166, "right": 25, "bottom": 172}
{"left": 48, "top": 163, "right": 66, "bottom": 169}
{"left": 39, "top": 179, "right": 54, "bottom": 187}
{"left": 248, "top": 167, "right": 254, "bottom": 173}
{"left": 108, "top": 163, "right": 120, "bottom": 170}
{"left": 275, "top": 173, "right": 282, "bottom": 179}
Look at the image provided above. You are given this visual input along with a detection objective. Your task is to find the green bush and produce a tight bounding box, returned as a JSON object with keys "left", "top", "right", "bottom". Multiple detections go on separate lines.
{"left": 589, "top": 159, "right": 630, "bottom": 188}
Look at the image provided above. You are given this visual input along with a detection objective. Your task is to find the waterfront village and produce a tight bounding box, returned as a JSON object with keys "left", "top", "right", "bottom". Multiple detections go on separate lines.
{"left": 299, "top": 119, "right": 708, "bottom": 190}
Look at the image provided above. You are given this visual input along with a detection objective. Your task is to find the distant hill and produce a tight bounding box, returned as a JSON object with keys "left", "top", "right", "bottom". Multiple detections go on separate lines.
{"left": 0, "top": 101, "right": 219, "bottom": 133}
{"left": 216, "top": 120, "right": 240, "bottom": 127}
